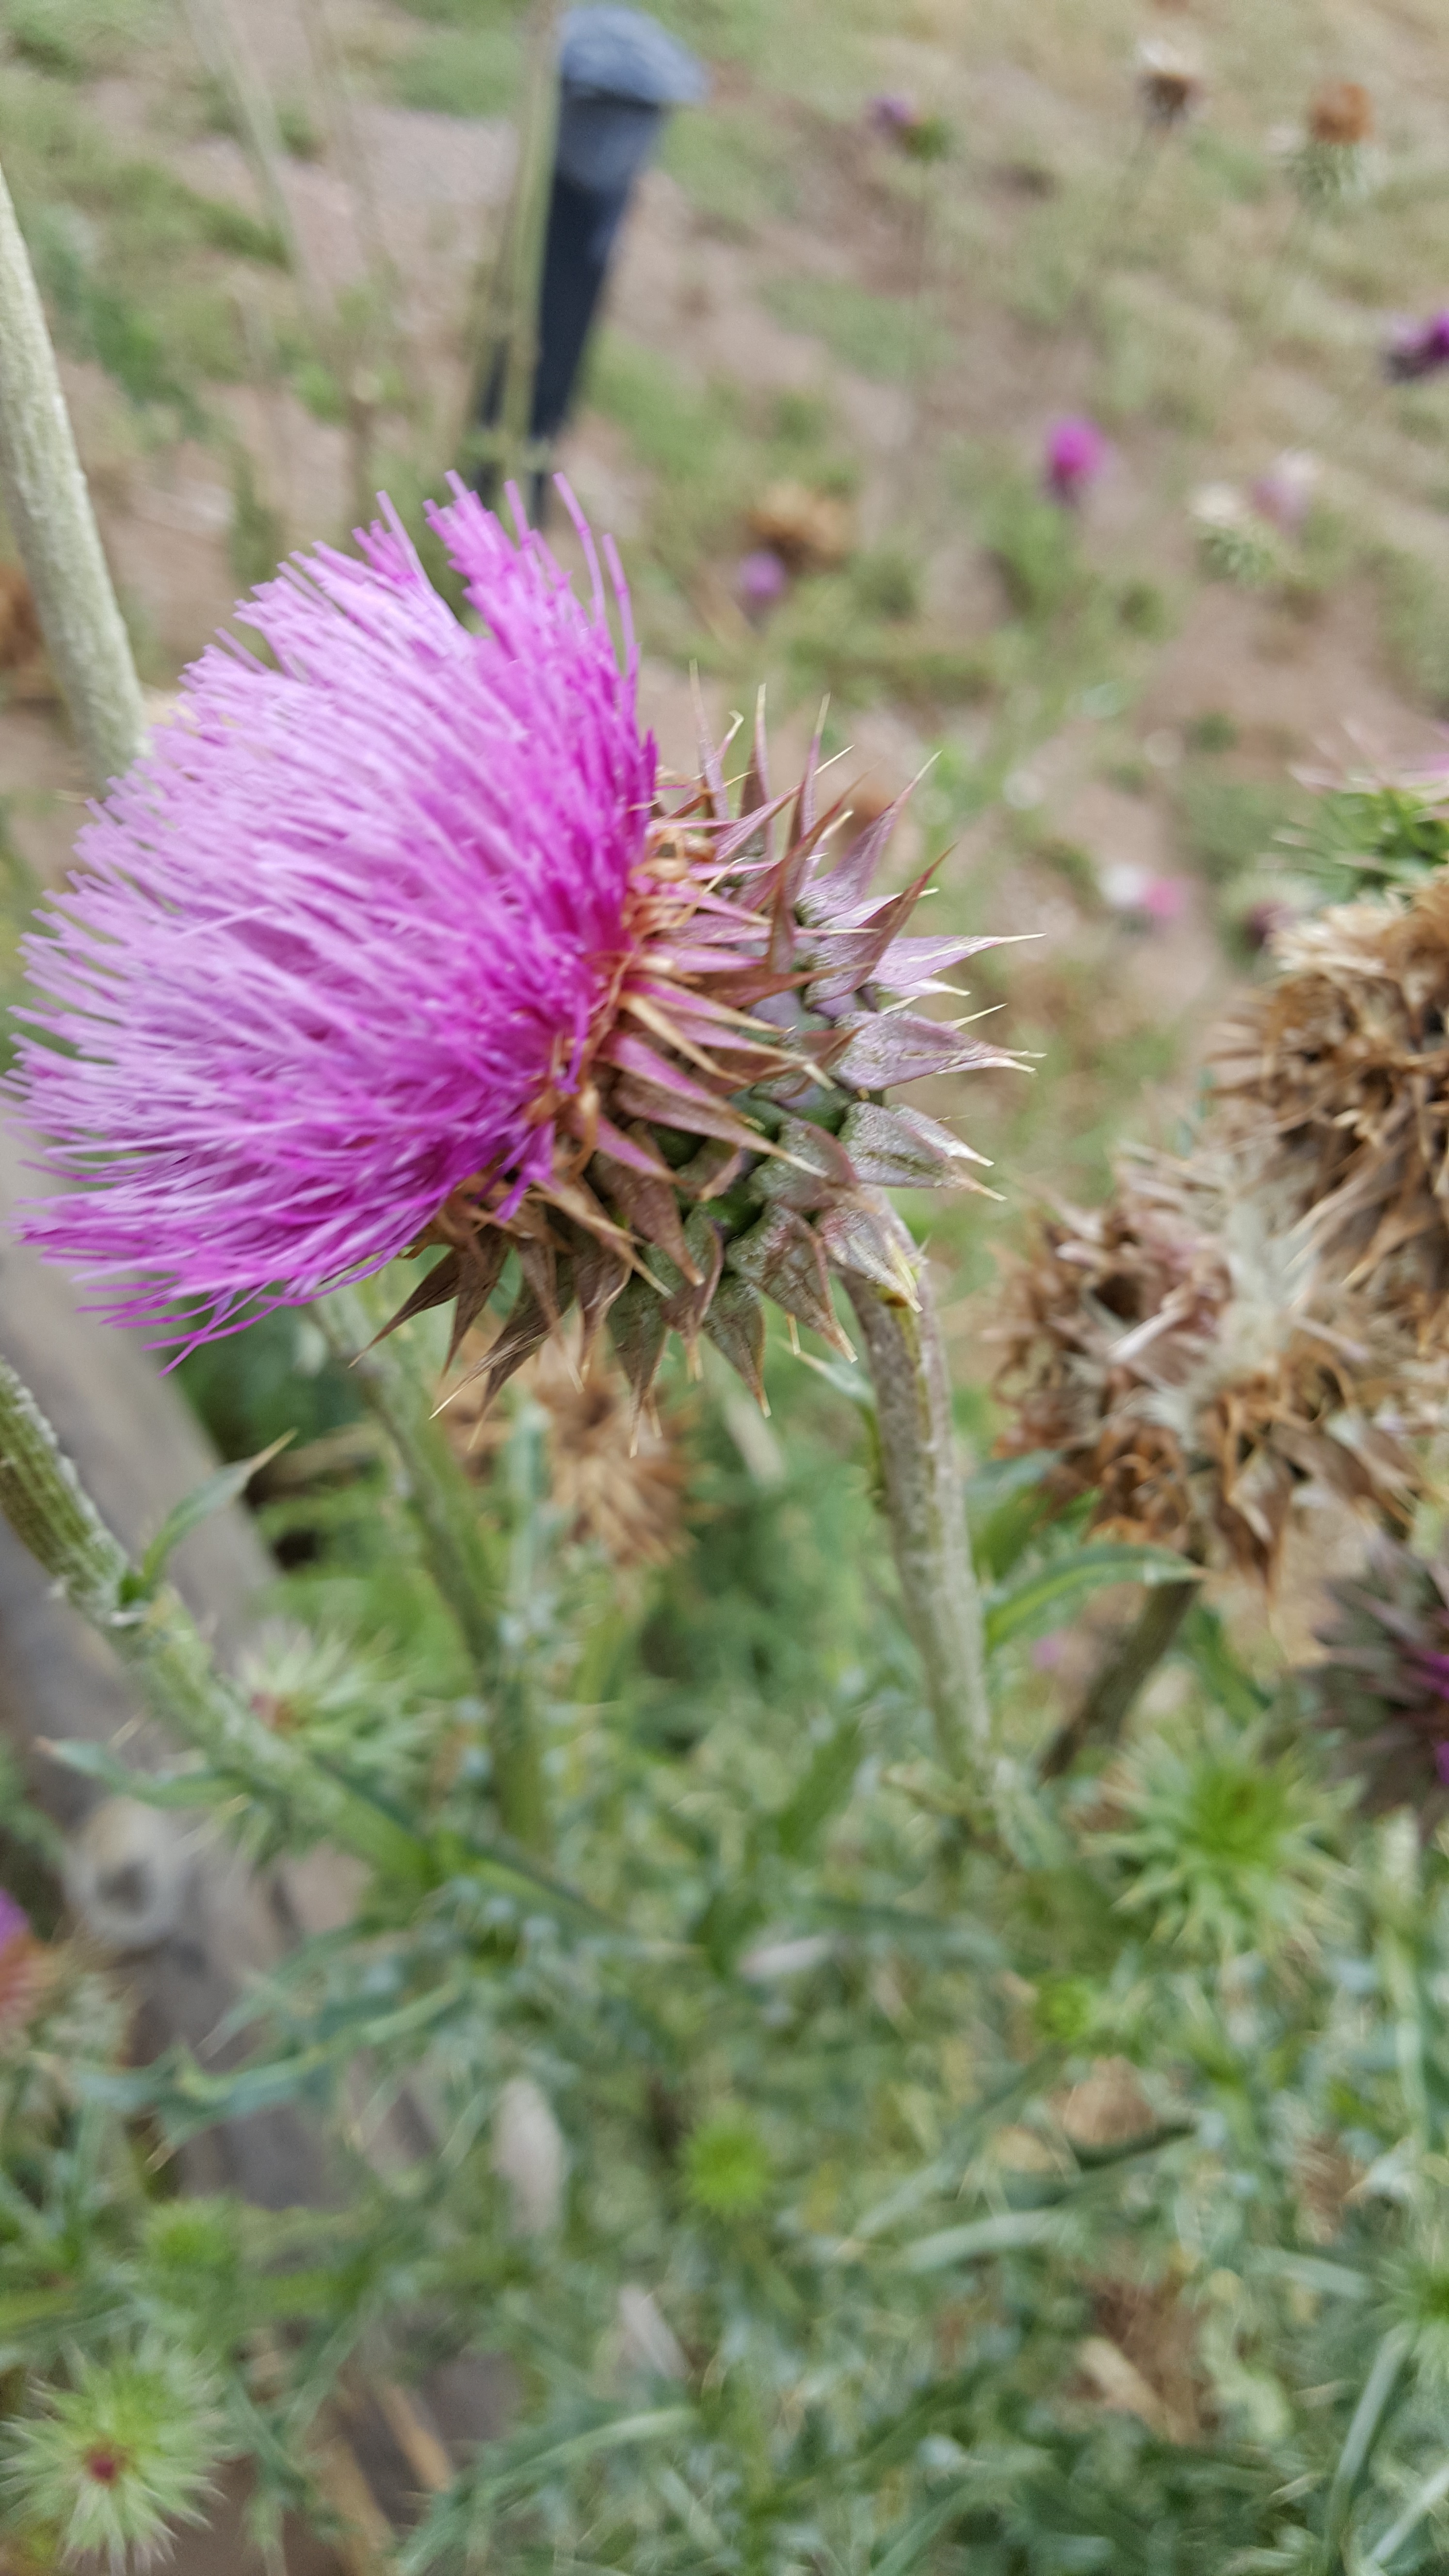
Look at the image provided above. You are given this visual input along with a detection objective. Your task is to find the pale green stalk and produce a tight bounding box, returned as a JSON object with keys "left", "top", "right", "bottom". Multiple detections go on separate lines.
{"left": 841, "top": 1207, "right": 990, "bottom": 1769}
{"left": 0, "top": 1353, "right": 415, "bottom": 1871}
{"left": 464, "top": 0, "right": 563, "bottom": 491}
{"left": 317, "top": 1284, "right": 549, "bottom": 1850}
{"left": 0, "top": 151, "right": 145, "bottom": 788}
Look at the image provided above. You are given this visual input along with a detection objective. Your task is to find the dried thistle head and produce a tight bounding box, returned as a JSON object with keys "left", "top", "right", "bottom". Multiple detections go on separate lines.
{"left": 1135, "top": 38, "right": 1205, "bottom": 128}
{"left": 994, "top": 1157, "right": 1422, "bottom": 1581}
{"left": 534, "top": 1336, "right": 689, "bottom": 1570}
{"left": 1308, "top": 80, "right": 1372, "bottom": 146}
{"left": 443, "top": 1330, "right": 688, "bottom": 1572}
{"left": 745, "top": 481, "right": 853, "bottom": 574}
{"left": 1211, "top": 880, "right": 1449, "bottom": 1352}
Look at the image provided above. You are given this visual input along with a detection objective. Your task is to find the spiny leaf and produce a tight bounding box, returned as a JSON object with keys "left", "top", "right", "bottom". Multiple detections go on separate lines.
{"left": 701, "top": 1272, "right": 768, "bottom": 1405}
{"left": 726, "top": 1205, "right": 852, "bottom": 1353}
{"left": 132, "top": 1432, "right": 293, "bottom": 1596}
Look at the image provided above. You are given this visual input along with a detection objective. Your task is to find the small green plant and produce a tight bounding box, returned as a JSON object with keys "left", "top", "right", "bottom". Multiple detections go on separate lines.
{"left": 1101, "top": 1714, "right": 1345, "bottom": 1960}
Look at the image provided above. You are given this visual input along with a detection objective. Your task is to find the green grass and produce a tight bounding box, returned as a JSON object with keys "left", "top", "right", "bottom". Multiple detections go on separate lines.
{"left": 764, "top": 274, "right": 942, "bottom": 381}
{"left": 661, "top": 104, "right": 798, "bottom": 235}
{"left": 388, "top": 21, "right": 519, "bottom": 118}
{"left": 1175, "top": 771, "right": 1300, "bottom": 885}
{"left": 0, "top": 0, "right": 155, "bottom": 77}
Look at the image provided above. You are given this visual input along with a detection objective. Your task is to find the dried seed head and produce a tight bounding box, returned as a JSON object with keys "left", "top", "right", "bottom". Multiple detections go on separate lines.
{"left": 1135, "top": 39, "right": 1205, "bottom": 127}
{"left": 1308, "top": 79, "right": 1372, "bottom": 146}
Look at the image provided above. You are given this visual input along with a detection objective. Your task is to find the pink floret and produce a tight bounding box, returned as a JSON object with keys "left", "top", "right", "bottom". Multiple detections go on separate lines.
{"left": 7, "top": 483, "right": 656, "bottom": 1348}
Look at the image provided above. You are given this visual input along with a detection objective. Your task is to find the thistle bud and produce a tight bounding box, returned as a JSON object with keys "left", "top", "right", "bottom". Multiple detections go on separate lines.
{"left": 2, "top": 2345, "right": 220, "bottom": 2573}
{"left": 1044, "top": 416, "right": 1107, "bottom": 507}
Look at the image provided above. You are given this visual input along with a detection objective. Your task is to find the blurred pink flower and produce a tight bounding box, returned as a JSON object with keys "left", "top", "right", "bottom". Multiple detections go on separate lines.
{"left": 1251, "top": 450, "right": 1319, "bottom": 534}
{"left": 0, "top": 1891, "right": 28, "bottom": 1954}
{"left": 737, "top": 548, "right": 788, "bottom": 617}
{"left": 1385, "top": 311, "right": 1449, "bottom": 383}
{"left": 867, "top": 93, "right": 918, "bottom": 137}
{"left": 1045, "top": 417, "right": 1107, "bottom": 506}
{"left": 1141, "top": 875, "right": 1190, "bottom": 925}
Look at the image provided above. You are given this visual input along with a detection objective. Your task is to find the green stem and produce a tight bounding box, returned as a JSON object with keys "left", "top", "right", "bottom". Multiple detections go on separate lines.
{"left": 464, "top": 0, "right": 563, "bottom": 493}
{"left": 317, "top": 1283, "right": 550, "bottom": 1850}
{"left": 1040, "top": 1578, "right": 1197, "bottom": 1781}
{"left": 0, "top": 1353, "right": 417, "bottom": 1875}
{"left": 0, "top": 150, "right": 145, "bottom": 788}
{"left": 841, "top": 1212, "right": 990, "bottom": 1770}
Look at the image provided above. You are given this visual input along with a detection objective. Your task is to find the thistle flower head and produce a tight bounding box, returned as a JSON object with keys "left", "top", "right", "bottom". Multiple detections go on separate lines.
{"left": 1290, "top": 85, "right": 1374, "bottom": 209}
{"left": 736, "top": 547, "right": 788, "bottom": 618}
{"left": 866, "top": 92, "right": 951, "bottom": 160}
{"left": 2, "top": 2343, "right": 220, "bottom": 2573}
{"left": 11, "top": 482, "right": 1016, "bottom": 1414}
{"left": 1308, "top": 80, "right": 1373, "bottom": 147}
{"left": 1135, "top": 38, "right": 1204, "bottom": 129}
{"left": 1044, "top": 416, "right": 1107, "bottom": 507}
{"left": 1251, "top": 448, "right": 1319, "bottom": 535}
{"left": 1308, "top": 1537, "right": 1449, "bottom": 1818}
{"left": 1385, "top": 309, "right": 1449, "bottom": 384}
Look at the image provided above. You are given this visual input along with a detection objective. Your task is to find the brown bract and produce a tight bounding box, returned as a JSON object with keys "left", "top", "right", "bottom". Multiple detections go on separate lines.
{"left": 381, "top": 708, "right": 1019, "bottom": 1425}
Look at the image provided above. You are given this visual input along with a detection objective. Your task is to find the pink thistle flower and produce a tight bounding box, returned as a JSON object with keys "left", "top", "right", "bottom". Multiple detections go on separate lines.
{"left": 1044, "top": 417, "right": 1107, "bottom": 507}
{"left": 0, "top": 1890, "right": 28, "bottom": 1954}
{"left": 1385, "top": 310, "right": 1449, "bottom": 383}
{"left": 736, "top": 548, "right": 788, "bottom": 619}
{"left": 867, "top": 93, "right": 918, "bottom": 137}
{"left": 10, "top": 481, "right": 1020, "bottom": 1407}
{"left": 10, "top": 486, "right": 654, "bottom": 1345}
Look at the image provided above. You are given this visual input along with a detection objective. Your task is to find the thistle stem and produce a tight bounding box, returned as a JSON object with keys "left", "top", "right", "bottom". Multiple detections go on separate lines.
{"left": 1039, "top": 1578, "right": 1197, "bottom": 1781}
{"left": 841, "top": 1219, "right": 990, "bottom": 1770}
{"left": 0, "top": 1353, "right": 408, "bottom": 1864}
{"left": 0, "top": 150, "right": 146, "bottom": 789}
{"left": 317, "top": 1285, "right": 550, "bottom": 1851}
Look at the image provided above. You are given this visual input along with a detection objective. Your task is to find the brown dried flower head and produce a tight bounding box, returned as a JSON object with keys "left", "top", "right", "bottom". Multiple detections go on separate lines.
{"left": 443, "top": 1333, "right": 688, "bottom": 1572}
{"left": 993, "top": 1153, "right": 1422, "bottom": 1581}
{"left": 745, "top": 483, "right": 853, "bottom": 575}
{"left": 1309, "top": 80, "right": 1372, "bottom": 147}
{"left": 1211, "top": 879, "right": 1449, "bottom": 1353}
{"left": 1135, "top": 39, "right": 1205, "bottom": 128}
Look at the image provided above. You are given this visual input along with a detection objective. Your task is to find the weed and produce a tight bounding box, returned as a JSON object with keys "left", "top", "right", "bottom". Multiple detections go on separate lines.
{"left": 227, "top": 450, "right": 286, "bottom": 594}
{"left": 661, "top": 104, "right": 797, "bottom": 236}
{"left": 850, "top": 547, "right": 919, "bottom": 623}
{"left": 0, "top": 0, "right": 155, "bottom": 79}
{"left": 389, "top": 22, "right": 520, "bottom": 120}
{"left": 765, "top": 274, "right": 941, "bottom": 382}
{"left": 1175, "top": 771, "right": 1299, "bottom": 885}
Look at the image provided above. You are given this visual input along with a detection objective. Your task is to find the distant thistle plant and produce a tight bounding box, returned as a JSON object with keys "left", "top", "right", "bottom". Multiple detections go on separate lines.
{"left": 866, "top": 92, "right": 952, "bottom": 162}
{"left": 1099, "top": 1714, "right": 1345, "bottom": 1961}
{"left": 1044, "top": 417, "right": 1108, "bottom": 508}
{"left": 1251, "top": 449, "right": 1320, "bottom": 535}
{"left": 1278, "top": 760, "right": 1449, "bottom": 900}
{"left": 1290, "top": 80, "right": 1374, "bottom": 209}
{"left": 1308, "top": 1538, "right": 1449, "bottom": 1819}
{"left": 2, "top": 2344, "right": 221, "bottom": 2573}
{"left": 1134, "top": 38, "right": 1205, "bottom": 131}
{"left": 8, "top": 482, "right": 1014, "bottom": 1416}
{"left": 1190, "top": 483, "right": 1282, "bottom": 588}
{"left": 1385, "top": 310, "right": 1449, "bottom": 384}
